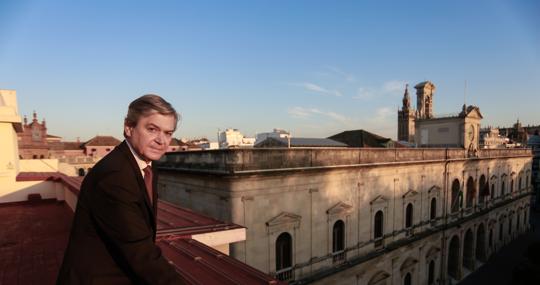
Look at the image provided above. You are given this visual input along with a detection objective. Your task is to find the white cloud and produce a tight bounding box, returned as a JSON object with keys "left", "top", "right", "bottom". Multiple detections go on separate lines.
{"left": 293, "top": 82, "right": 343, "bottom": 97}
{"left": 374, "top": 107, "right": 393, "bottom": 121}
{"left": 288, "top": 107, "right": 350, "bottom": 124}
{"left": 353, "top": 87, "right": 375, "bottom": 100}
{"left": 352, "top": 80, "right": 407, "bottom": 100}
{"left": 382, "top": 80, "right": 407, "bottom": 94}
{"left": 326, "top": 66, "right": 356, "bottom": 82}
{"left": 288, "top": 106, "right": 311, "bottom": 118}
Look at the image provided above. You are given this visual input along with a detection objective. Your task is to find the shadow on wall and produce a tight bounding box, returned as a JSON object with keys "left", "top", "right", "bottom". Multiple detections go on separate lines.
{"left": 0, "top": 181, "right": 60, "bottom": 203}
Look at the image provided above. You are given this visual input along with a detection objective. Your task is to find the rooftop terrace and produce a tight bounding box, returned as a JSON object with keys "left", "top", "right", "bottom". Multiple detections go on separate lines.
{"left": 1, "top": 172, "right": 284, "bottom": 285}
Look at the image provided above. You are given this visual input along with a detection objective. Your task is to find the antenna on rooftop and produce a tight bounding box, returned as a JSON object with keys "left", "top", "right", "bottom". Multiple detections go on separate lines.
{"left": 464, "top": 80, "right": 467, "bottom": 106}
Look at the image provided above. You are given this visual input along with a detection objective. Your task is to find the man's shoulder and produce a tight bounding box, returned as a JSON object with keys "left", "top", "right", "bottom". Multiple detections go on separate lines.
{"left": 91, "top": 142, "right": 134, "bottom": 174}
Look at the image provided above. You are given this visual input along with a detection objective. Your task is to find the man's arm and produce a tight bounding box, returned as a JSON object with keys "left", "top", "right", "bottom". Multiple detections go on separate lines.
{"left": 89, "top": 173, "right": 186, "bottom": 285}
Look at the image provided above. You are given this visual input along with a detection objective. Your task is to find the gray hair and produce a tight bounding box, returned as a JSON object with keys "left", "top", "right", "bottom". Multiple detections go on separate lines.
{"left": 124, "top": 94, "right": 179, "bottom": 130}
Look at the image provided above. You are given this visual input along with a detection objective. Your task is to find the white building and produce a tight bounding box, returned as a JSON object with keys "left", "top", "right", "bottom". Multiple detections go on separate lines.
{"left": 218, "top": 128, "right": 255, "bottom": 149}
{"left": 480, "top": 127, "right": 509, "bottom": 149}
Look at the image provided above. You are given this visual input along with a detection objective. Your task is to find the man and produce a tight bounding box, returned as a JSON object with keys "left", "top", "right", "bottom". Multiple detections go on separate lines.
{"left": 57, "top": 95, "right": 186, "bottom": 284}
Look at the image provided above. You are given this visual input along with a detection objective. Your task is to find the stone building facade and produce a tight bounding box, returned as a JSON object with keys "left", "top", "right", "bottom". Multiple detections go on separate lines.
{"left": 397, "top": 81, "right": 482, "bottom": 152}
{"left": 17, "top": 111, "right": 49, "bottom": 159}
{"left": 157, "top": 147, "right": 532, "bottom": 285}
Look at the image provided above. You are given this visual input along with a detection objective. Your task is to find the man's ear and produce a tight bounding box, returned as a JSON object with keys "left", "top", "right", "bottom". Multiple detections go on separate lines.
{"left": 124, "top": 124, "right": 133, "bottom": 138}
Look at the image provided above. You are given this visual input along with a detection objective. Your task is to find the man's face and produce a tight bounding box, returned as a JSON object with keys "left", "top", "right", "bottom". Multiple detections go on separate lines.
{"left": 124, "top": 113, "right": 176, "bottom": 162}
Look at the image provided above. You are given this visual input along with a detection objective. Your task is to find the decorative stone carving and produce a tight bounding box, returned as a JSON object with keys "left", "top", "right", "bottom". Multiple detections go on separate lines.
{"left": 266, "top": 212, "right": 301, "bottom": 234}
{"left": 327, "top": 201, "right": 353, "bottom": 219}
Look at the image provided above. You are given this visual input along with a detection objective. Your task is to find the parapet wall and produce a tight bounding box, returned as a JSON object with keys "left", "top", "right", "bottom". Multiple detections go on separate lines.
{"left": 159, "top": 148, "right": 532, "bottom": 173}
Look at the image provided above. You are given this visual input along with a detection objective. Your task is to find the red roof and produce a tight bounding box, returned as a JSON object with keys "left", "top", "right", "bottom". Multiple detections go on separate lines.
{"left": 12, "top": 172, "right": 282, "bottom": 285}
{"left": 157, "top": 200, "right": 243, "bottom": 238}
{"left": 0, "top": 201, "right": 73, "bottom": 285}
{"left": 84, "top": 135, "right": 121, "bottom": 146}
{"left": 159, "top": 238, "right": 284, "bottom": 285}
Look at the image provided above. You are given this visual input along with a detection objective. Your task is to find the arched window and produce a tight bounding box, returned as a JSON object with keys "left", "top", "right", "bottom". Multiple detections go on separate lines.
{"left": 451, "top": 179, "right": 461, "bottom": 213}
{"left": 463, "top": 229, "right": 474, "bottom": 270}
{"left": 405, "top": 203, "right": 413, "bottom": 228}
{"left": 448, "top": 236, "right": 460, "bottom": 279}
{"left": 490, "top": 183, "right": 495, "bottom": 200}
{"left": 276, "top": 232, "right": 292, "bottom": 278}
{"left": 78, "top": 168, "right": 85, "bottom": 176}
{"left": 374, "top": 210, "right": 384, "bottom": 239}
{"left": 479, "top": 175, "right": 487, "bottom": 204}
{"left": 517, "top": 213, "right": 521, "bottom": 232}
{"left": 489, "top": 229, "right": 493, "bottom": 247}
{"left": 428, "top": 260, "right": 435, "bottom": 285}
{"left": 476, "top": 224, "right": 486, "bottom": 262}
{"left": 332, "top": 220, "right": 345, "bottom": 253}
{"left": 501, "top": 181, "right": 505, "bottom": 197}
{"left": 332, "top": 220, "right": 345, "bottom": 263}
{"left": 403, "top": 272, "right": 412, "bottom": 285}
{"left": 519, "top": 177, "right": 522, "bottom": 190}
{"left": 466, "top": 177, "right": 475, "bottom": 208}
{"left": 510, "top": 179, "right": 514, "bottom": 193}
{"left": 430, "top": 198, "right": 437, "bottom": 220}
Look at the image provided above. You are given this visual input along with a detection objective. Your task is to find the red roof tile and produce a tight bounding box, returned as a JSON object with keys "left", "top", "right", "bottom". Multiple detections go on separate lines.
{"left": 84, "top": 135, "right": 121, "bottom": 146}
{"left": 157, "top": 200, "right": 243, "bottom": 238}
{"left": 159, "top": 238, "right": 286, "bottom": 285}
{"left": 0, "top": 201, "right": 73, "bottom": 285}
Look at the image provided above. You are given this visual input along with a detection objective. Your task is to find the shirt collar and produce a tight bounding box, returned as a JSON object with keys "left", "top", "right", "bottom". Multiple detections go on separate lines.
{"left": 126, "top": 139, "right": 152, "bottom": 171}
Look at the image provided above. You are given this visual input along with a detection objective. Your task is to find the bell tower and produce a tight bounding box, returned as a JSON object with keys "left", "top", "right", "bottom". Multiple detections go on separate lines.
{"left": 397, "top": 84, "right": 416, "bottom": 143}
{"left": 415, "top": 81, "right": 435, "bottom": 119}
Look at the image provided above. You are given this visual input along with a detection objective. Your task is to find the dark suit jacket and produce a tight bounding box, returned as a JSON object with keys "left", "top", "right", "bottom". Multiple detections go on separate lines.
{"left": 57, "top": 141, "right": 185, "bottom": 285}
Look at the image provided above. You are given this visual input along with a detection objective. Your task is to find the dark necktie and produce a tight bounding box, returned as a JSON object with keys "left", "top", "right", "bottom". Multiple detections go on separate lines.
{"left": 143, "top": 165, "right": 154, "bottom": 206}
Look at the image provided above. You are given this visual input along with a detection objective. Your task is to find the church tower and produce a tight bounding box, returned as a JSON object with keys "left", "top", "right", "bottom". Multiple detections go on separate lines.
{"left": 415, "top": 81, "right": 435, "bottom": 119}
{"left": 397, "top": 84, "right": 416, "bottom": 143}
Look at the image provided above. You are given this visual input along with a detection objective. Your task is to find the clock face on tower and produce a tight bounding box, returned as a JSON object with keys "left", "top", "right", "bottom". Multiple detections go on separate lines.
{"left": 467, "top": 125, "right": 475, "bottom": 141}
{"left": 32, "top": 128, "right": 42, "bottom": 141}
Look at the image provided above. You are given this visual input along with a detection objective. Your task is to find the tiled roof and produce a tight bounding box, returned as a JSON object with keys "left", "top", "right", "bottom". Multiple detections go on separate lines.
{"left": 159, "top": 238, "right": 284, "bottom": 285}
{"left": 63, "top": 142, "right": 84, "bottom": 150}
{"left": 157, "top": 200, "right": 243, "bottom": 238}
{"left": 84, "top": 135, "right": 121, "bottom": 146}
{"left": 0, "top": 201, "right": 73, "bottom": 285}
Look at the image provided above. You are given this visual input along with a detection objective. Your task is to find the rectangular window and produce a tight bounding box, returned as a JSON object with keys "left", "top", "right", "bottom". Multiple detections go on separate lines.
{"left": 438, "top": 127, "right": 449, "bottom": 133}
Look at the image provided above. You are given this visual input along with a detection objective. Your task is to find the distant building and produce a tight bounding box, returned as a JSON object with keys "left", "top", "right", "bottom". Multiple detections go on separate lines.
{"left": 17, "top": 111, "right": 49, "bottom": 159}
{"left": 14, "top": 110, "right": 121, "bottom": 175}
{"left": 480, "top": 127, "right": 508, "bottom": 149}
{"left": 82, "top": 135, "right": 121, "bottom": 158}
{"left": 255, "top": 129, "right": 291, "bottom": 145}
{"left": 398, "top": 81, "right": 483, "bottom": 153}
{"left": 254, "top": 137, "right": 347, "bottom": 148}
{"left": 329, "top": 129, "right": 400, "bottom": 148}
{"left": 218, "top": 128, "right": 255, "bottom": 148}
{"left": 189, "top": 138, "right": 219, "bottom": 150}
{"left": 499, "top": 119, "right": 534, "bottom": 146}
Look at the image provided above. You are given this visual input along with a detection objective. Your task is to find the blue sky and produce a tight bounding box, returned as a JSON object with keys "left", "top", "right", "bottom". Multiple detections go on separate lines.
{"left": 1, "top": 0, "right": 538, "bottom": 141}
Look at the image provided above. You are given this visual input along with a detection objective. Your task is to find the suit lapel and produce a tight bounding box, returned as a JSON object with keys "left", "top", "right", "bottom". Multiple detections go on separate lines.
{"left": 117, "top": 141, "right": 157, "bottom": 232}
